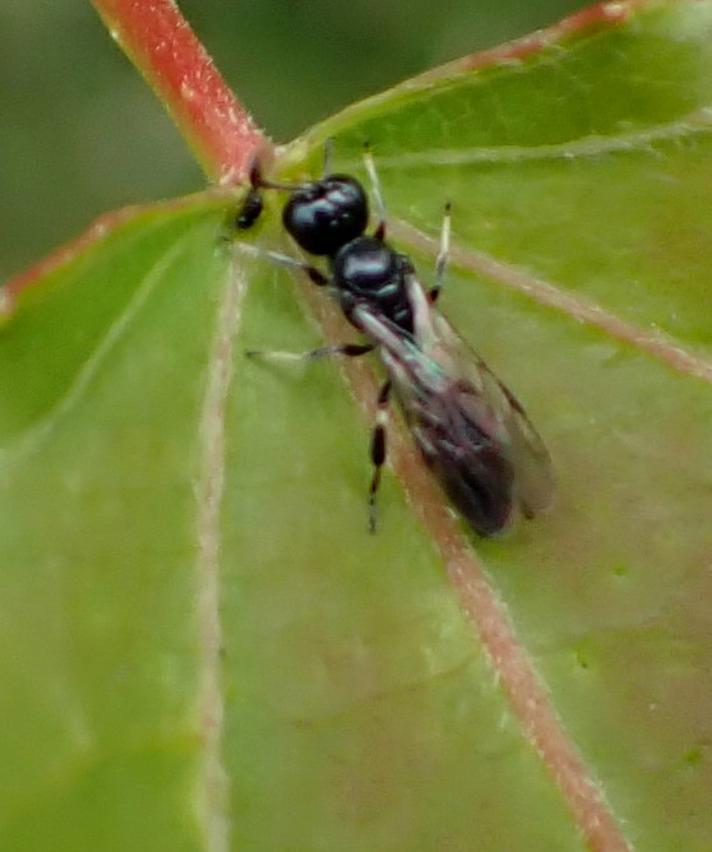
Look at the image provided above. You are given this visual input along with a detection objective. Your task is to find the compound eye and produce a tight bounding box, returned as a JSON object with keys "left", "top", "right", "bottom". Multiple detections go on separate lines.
{"left": 282, "top": 175, "right": 368, "bottom": 256}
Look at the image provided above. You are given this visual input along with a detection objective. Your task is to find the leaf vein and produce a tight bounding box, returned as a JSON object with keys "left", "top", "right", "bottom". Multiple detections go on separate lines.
{"left": 194, "top": 252, "right": 248, "bottom": 852}
{"left": 392, "top": 219, "right": 712, "bottom": 386}
{"left": 348, "top": 106, "right": 712, "bottom": 169}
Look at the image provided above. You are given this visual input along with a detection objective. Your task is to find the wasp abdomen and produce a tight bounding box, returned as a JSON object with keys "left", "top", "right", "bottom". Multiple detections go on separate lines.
{"left": 418, "top": 428, "right": 515, "bottom": 536}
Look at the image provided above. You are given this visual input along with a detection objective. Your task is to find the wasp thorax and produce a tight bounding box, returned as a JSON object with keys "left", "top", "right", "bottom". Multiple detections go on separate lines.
{"left": 282, "top": 175, "right": 368, "bottom": 256}
{"left": 331, "top": 236, "right": 401, "bottom": 295}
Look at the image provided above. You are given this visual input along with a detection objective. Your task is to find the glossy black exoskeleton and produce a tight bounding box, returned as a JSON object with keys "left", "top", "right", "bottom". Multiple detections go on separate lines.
{"left": 281, "top": 175, "right": 367, "bottom": 255}
{"left": 236, "top": 147, "right": 555, "bottom": 536}
{"left": 260, "top": 170, "right": 417, "bottom": 336}
{"left": 235, "top": 188, "right": 263, "bottom": 230}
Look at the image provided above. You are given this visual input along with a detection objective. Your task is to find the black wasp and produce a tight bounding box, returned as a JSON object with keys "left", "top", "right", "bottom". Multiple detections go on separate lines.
{"left": 235, "top": 144, "right": 555, "bottom": 536}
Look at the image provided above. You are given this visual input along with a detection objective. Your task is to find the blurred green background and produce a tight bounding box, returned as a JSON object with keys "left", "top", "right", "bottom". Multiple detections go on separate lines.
{"left": 1, "top": 0, "right": 587, "bottom": 280}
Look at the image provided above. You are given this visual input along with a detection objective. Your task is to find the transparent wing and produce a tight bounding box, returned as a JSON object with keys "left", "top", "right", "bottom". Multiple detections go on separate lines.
{"left": 354, "top": 295, "right": 555, "bottom": 534}
{"left": 428, "top": 312, "right": 556, "bottom": 519}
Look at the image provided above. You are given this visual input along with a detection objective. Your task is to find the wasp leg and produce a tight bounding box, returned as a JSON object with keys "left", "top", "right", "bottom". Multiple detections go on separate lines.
{"left": 246, "top": 343, "right": 373, "bottom": 361}
{"left": 236, "top": 242, "right": 328, "bottom": 287}
{"left": 368, "top": 380, "right": 392, "bottom": 534}
{"left": 429, "top": 201, "right": 451, "bottom": 304}
{"left": 363, "top": 143, "right": 387, "bottom": 241}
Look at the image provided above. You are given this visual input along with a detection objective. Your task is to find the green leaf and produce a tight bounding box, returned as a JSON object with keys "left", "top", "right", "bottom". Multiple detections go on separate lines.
{"left": 2, "top": 2, "right": 712, "bottom": 850}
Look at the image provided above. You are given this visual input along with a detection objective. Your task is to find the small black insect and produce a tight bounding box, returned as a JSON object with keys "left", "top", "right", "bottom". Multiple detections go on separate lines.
{"left": 236, "top": 145, "right": 555, "bottom": 536}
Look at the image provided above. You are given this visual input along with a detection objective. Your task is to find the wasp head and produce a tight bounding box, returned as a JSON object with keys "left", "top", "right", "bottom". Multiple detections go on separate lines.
{"left": 282, "top": 175, "right": 368, "bottom": 256}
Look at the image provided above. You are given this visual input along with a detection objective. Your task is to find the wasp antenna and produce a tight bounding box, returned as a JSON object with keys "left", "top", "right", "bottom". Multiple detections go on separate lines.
{"left": 248, "top": 159, "right": 305, "bottom": 193}
{"left": 258, "top": 177, "right": 302, "bottom": 192}
{"left": 248, "top": 159, "right": 262, "bottom": 189}
{"left": 236, "top": 189, "right": 264, "bottom": 230}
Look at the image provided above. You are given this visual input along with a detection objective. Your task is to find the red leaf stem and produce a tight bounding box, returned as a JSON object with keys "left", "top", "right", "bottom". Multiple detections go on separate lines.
{"left": 90, "top": 0, "right": 271, "bottom": 184}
